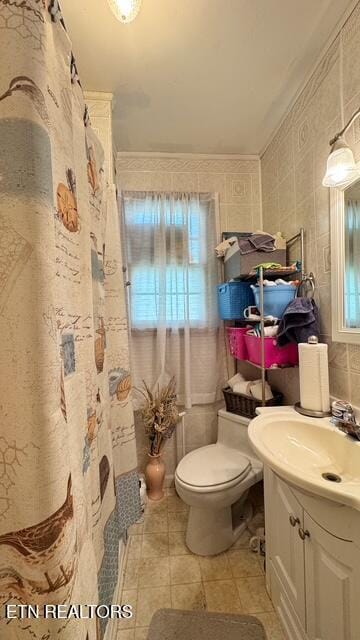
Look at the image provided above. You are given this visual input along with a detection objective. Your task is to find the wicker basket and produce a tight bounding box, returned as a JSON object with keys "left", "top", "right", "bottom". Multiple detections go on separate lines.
{"left": 222, "top": 386, "right": 283, "bottom": 420}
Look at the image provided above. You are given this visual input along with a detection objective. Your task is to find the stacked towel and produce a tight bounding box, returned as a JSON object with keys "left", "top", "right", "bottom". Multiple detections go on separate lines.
{"left": 259, "top": 278, "right": 295, "bottom": 287}
{"left": 215, "top": 236, "right": 238, "bottom": 257}
{"left": 239, "top": 232, "right": 275, "bottom": 255}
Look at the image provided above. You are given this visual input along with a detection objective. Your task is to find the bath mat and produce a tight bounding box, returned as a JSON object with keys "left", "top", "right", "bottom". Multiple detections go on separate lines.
{"left": 147, "top": 608, "right": 266, "bottom": 639}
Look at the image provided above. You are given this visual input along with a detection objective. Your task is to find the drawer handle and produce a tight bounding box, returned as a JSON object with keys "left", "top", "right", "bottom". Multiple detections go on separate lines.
{"left": 289, "top": 515, "right": 300, "bottom": 527}
{"left": 299, "top": 528, "right": 310, "bottom": 540}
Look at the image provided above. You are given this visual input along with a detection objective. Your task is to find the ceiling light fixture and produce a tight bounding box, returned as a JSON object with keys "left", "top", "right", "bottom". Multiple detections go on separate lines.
{"left": 322, "top": 107, "right": 360, "bottom": 189}
{"left": 107, "top": 0, "right": 142, "bottom": 24}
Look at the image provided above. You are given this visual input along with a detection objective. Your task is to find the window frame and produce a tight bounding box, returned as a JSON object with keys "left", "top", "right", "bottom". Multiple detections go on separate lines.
{"left": 125, "top": 196, "right": 213, "bottom": 330}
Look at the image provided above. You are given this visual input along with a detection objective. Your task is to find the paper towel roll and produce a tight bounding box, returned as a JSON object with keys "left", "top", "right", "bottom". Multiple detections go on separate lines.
{"left": 299, "top": 342, "right": 330, "bottom": 413}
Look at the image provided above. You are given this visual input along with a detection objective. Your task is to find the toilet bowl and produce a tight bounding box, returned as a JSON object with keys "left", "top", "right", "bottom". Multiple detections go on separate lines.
{"left": 175, "top": 409, "right": 263, "bottom": 555}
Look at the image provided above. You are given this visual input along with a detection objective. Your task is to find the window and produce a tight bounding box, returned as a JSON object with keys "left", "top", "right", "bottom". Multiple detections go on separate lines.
{"left": 345, "top": 198, "right": 360, "bottom": 328}
{"left": 123, "top": 192, "right": 217, "bottom": 330}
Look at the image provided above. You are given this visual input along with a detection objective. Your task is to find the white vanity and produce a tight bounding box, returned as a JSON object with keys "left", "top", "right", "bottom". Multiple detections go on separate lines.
{"left": 249, "top": 408, "right": 360, "bottom": 640}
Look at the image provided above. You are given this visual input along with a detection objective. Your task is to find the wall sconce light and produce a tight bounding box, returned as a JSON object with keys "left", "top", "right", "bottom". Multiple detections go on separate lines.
{"left": 323, "top": 107, "right": 360, "bottom": 189}
{"left": 107, "top": 0, "right": 142, "bottom": 24}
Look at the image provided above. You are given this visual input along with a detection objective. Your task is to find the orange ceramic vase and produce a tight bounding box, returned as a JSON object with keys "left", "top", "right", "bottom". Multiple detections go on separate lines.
{"left": 145, "top": 453, "right": 165, "bottom": 501}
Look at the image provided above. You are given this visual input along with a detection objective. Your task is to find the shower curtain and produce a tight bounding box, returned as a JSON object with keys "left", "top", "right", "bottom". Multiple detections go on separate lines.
{"left": 0, "top": 2, "right": 141, "bottom": 639}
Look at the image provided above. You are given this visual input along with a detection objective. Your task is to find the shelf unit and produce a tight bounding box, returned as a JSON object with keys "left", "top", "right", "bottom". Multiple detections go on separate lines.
{"left": 229, "top": 227, "right": 307, "bottom": 406}
{"left": 241, "top": 360, "right": 298, "bottom": 370}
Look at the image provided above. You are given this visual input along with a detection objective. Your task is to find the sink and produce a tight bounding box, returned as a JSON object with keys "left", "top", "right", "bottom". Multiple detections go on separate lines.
{"left": 248, "top": 407, "right": 360, "bottom": 509}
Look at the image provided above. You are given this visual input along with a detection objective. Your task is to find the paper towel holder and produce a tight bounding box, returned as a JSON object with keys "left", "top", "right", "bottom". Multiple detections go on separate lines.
{"left": 294, "top": 336, "right": 332, "bottom": 418}
{"left": 294, "top": 403, "right": 331, "bottom": 418}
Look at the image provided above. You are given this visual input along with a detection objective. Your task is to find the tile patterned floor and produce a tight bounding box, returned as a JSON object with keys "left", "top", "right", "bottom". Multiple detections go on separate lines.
{"left": 117, "top": 489, "right": 285, "bottom": 640}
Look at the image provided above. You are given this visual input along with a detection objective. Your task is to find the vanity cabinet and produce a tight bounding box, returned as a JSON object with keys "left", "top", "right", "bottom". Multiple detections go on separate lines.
{"left": 304, "top": 511, "right": 360, "bottom": 639}
{"left": 269, "top": 471, "right": 305, "bottom": 625}
{"left": 265, "top": 468, "right": 360, "bottom": 640}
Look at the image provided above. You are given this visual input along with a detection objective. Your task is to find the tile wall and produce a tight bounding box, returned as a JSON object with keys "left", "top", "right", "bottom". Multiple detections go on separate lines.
{"left": 116, "top": 154, "right": 261, "bottom": 232}
{"left": 261, "top": 2, "right": 360, "bottom": 404}
{"left": 116, "top": 154, "right": 261, "bottom": 477}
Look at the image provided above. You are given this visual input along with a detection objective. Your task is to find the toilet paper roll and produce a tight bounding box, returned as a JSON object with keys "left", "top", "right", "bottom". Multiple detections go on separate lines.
{"left": 250, "top": 381, "right": 274, "bottom": 402}
{"left": 233, "top": 381, "right": 253, "bottom": 396}
{"left": 227, "top": 372, "right": 245, "bottom": 390}
{"left": 299, "top": 342, "right": 330, "bottom": 413}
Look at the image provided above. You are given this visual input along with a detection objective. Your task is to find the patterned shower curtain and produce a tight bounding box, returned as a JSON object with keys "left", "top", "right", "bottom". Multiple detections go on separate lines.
{"left": 0, "top": 2, "right": 141, "bottom": 639}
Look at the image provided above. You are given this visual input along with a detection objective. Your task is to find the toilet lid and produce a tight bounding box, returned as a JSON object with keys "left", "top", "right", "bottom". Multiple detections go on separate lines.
{"left": 176, "top": 444, "right": 251, "bottom": 488}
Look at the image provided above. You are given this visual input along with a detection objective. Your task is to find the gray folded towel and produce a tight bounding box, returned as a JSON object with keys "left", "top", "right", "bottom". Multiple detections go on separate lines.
{"left": 277, "top": 297, "right": 320, "bottom": 346}
{"left": 239, "top": 233, "right": 275, "bottom": 255}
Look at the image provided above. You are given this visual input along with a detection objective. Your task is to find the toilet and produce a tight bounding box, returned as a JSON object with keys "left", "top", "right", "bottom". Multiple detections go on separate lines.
{"left": 175, "top": 409, "right": 263, "bottom": 556}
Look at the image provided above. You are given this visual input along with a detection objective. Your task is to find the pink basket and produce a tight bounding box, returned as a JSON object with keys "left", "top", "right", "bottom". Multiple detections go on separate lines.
{"left": 245, "top": 333, "right": 299, "bottom": 368}
{"left": 226, "top": 327, "right": 249, "bottom": 360}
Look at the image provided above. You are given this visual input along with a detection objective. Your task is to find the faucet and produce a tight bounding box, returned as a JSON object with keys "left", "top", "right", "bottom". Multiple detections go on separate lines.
{"left": 331, "top": 400, "right": 360, "bottom": 440}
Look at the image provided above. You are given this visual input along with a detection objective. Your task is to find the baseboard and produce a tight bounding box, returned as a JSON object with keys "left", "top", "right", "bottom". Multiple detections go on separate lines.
{"left": 104, "top": 536, "right": 129, "bottom": 640}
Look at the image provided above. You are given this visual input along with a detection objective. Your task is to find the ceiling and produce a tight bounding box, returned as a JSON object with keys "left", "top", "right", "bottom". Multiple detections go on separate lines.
{"left": 61, "top": 0, "right": 353, "bottom": 155}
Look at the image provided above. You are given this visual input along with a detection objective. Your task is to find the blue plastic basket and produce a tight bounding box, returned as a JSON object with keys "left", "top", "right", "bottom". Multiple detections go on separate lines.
{"left": 251, "top": 284, "right": 296, "bottom": 318}
{"left": 217, "top": 282, "right": 254, "bottom": 320}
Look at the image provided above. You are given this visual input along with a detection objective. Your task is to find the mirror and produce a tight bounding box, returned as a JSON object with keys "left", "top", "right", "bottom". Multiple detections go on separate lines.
{"left": 331, "top": 170, "right": 360, "bottom": 343}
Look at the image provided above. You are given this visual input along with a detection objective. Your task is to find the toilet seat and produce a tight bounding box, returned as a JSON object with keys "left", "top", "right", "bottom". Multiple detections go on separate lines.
{"left": 175, "top": 444, "right": 251, "bottom": 491}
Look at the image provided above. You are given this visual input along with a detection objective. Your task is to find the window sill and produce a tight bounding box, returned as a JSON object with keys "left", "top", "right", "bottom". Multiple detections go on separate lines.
{"left": 131, "top": 326, "right": 219, "bottom": 335}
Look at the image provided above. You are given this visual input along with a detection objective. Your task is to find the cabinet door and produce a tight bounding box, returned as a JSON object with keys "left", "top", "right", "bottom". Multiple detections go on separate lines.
{"left": 270, "top": 474, "right": 306, "bottom": 625}
{"left": 304, "top": 512, "right": 360, "bottom": 640}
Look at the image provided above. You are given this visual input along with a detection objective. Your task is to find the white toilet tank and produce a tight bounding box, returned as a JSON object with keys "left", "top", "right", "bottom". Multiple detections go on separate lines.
{"left": 217, "top": 409, "right": 260, "bottom": 461}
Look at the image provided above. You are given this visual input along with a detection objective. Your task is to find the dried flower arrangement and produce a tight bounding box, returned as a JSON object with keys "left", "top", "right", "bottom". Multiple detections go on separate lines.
{"left": 137, "top": 376, "right": 180, "bottom": 456}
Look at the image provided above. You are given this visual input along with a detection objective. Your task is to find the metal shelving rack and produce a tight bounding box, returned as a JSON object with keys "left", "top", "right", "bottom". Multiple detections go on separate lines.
{"left": 233, "top": 227, "right": 308, "bottom": 407}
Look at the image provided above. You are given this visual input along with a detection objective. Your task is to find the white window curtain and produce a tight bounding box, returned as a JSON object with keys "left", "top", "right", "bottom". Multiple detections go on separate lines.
{"left": 122, "top": 190, "right": 225, "bottom": 409}
{"left": 345, "top": 198, "right": 360, "bottom": 327}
